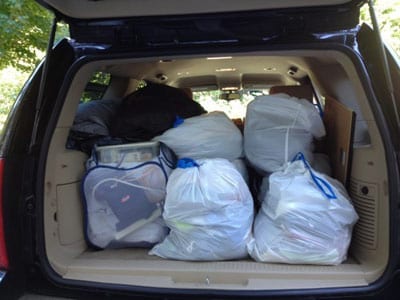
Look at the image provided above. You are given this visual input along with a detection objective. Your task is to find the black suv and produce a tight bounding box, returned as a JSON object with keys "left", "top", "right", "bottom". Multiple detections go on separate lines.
{"left": 1, "top": 0, "right": 400, "bottom": 299}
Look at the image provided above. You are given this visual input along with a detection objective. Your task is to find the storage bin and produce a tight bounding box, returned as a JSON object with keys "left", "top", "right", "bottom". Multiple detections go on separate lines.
{"left": 95, "top": 141, "right": 160, "bottom": 164}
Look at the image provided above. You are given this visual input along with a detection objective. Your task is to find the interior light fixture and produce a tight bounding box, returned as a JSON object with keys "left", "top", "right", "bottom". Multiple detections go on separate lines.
{"left": 216, "top": 68, "right": 236, "bottom": 72}
{"left": 221, "top": 86, "right": 239, "bottom": 91}
{"left": 206, "top": 56, "right": 233, "bottom": 60}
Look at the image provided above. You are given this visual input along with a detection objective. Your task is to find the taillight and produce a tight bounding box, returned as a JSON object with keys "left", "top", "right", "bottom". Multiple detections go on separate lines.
{"left": 0, "top": 159, "right": 9, "bottom": 270}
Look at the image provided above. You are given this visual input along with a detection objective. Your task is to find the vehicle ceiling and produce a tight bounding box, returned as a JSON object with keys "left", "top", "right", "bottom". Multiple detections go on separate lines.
{"left": 104, "top": 55, "right": 321, "bottom": 90}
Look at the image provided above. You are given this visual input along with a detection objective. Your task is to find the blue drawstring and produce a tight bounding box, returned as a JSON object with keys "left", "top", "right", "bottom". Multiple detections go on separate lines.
{"left": 177, "top": 158, "right": 199, "bottom": 169}
{"left": 292, "top": 152, "right": 337, "bottom": 200}
{"left": 316, "top": 102, "right": 324, "bottom": 118}
{"left": 173, "top": 115, "right": 184, "bottom": 128}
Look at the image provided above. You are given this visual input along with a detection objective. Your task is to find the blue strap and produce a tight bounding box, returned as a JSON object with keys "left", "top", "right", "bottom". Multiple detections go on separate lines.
{"left": 173, "top": 115, "right": 184, "bottom": 128}
{"left": 292, "top": 152, "right": 337, "bottom": 200}
{"left": 316, "top": 102, "right": 324, "bottom": 118}
{"left": 159, "top": 142, "right": 177, "bottom": 169}
{"left": 177, "top": 158, "right": 199, "bottom": 169}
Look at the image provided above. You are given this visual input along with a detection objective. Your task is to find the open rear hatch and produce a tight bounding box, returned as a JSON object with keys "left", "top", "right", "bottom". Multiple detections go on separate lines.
{"left": 37, "top": 0, "right": 366, "bottom": 47}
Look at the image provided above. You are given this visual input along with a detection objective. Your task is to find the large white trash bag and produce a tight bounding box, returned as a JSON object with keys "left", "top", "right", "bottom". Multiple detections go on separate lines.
{"left": 150, "top": 158, "right": 254, "bottom": 261}
{"left": 247, "top": 153, "right": 358, "bottom": 265}
{"left": 153, "top": 112, "right": 243, "bottom": 160}
{"left": 232, "top": 158, "right": 249, "bottom": 184}
{"left": 244, "top": 93, "right": 326, "bottom": 174}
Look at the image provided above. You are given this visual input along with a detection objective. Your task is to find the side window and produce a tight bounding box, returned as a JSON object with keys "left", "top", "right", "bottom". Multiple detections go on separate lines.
{"left": 81, "top": 72, "right": 111, "bottom": 103}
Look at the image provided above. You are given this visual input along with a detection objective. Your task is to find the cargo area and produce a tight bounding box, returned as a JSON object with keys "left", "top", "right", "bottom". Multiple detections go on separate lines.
{"left": 43, "top": 49, "right": 390, "bottom": 291}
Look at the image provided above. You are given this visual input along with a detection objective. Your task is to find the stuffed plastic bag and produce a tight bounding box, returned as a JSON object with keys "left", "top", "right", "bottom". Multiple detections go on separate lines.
{"left": 247, "top": 153, "right": 358, "bottom": 265}
{"left": 232, "top": 158, "right": 249, "bottom": 184}
{"left": 150, "top": 158, "right": 254, "bottom": 261}
{"left": 244, "top": 94, "right": 326, "bottom": 174}
{"left": 153, "top": 112, "right": 243, "bottom": 160}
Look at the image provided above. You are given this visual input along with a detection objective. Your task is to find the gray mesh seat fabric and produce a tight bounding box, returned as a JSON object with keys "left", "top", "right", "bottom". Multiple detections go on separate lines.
{"left": 82, "top": 144, "right": 176, "bottom": 249}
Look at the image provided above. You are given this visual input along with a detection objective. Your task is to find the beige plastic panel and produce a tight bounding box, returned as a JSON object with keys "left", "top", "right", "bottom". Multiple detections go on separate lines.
{"left": 62, "top": 249, "right": 367, "bottom": 289}
{"left": 57, "top": 183, "right": 85, "bottom": 246}
{"left": 348, "top": 120, "right": 389, "bottom": 282}
{"left": 44, "top": 128, "right": 89, "bottom": 275}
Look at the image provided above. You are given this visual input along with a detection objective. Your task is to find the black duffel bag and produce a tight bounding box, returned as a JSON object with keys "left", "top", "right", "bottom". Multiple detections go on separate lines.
{"left": 110, "top": 81, "right": 206, "bottom": 141}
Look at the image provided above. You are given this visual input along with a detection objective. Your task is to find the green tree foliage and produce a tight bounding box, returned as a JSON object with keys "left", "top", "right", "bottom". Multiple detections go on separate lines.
{"left": 361, "top": 0, "right": 400, "bottom": 54}
{"left": 0, "top": 0, "right": 52, "bottom": 71}
{"left": 0, "top": 67, "right": 26, "bottom": 126}
{"left": 376, "top": 1, "right": 400, "bottom": 54}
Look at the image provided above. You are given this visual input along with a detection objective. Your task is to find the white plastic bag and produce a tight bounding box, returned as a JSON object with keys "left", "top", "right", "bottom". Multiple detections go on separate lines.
{"left": 247, "top": 153, "right": 358, "bottom": 265}
{"left": 244, "top": 93, "right": 326, "bottom": 174}
{"left": 256, "top": 154, "right": 331, "bottom": 206}
{"left": 153, "top": 112, "right": 243, "bottom": 160}
{"left": 150, "top": 158, "right": 254, "bottom": 261}
{"left": 232, "top": 158, "right": 249, "bottom": 184}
